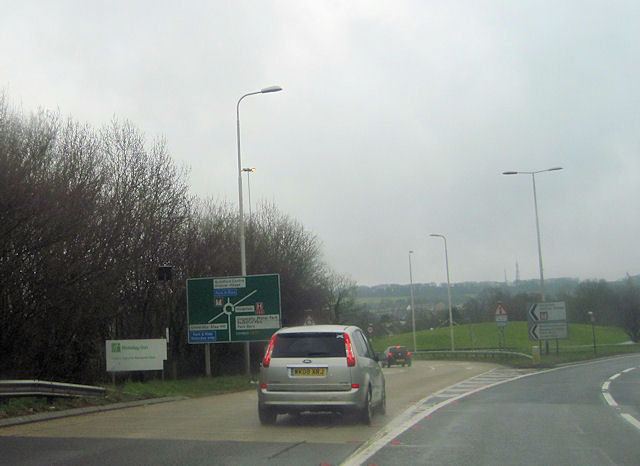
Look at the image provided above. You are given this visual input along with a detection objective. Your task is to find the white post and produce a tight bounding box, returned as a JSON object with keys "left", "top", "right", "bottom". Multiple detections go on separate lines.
{"left": 409, "top": 251, "right": 417, "bottom": 352}
{"left": 430, "top": 234, "right": 454, "bottom": 351}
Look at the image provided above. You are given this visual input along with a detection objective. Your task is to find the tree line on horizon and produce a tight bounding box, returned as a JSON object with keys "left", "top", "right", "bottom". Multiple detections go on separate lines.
{"left": 354, "top": 277, "right": 640, "bottom": 342}
{"left": 0, "top": 95, "right": 354, "bottom": 383}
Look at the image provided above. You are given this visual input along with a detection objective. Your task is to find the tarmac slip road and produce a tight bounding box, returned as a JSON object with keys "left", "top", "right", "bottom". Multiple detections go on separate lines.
{"left": 0, "top": 360, "right": 512, "bottom": 465}
{"left": 355, "top": 354, "right": 640, "bottom": 466}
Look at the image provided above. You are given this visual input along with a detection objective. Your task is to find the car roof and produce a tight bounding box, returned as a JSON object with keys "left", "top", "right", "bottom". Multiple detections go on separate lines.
{"left": 275, "top": 324, "right": 357, "bottom": 334}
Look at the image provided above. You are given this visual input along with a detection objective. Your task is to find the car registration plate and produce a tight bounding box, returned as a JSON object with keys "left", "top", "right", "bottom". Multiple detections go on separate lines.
{"left": 291, "top": 367, "right": 326, "bottom": 377}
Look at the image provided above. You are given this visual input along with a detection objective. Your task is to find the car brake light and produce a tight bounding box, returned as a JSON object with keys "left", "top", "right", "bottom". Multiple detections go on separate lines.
{"left": 388, "top": 353, "right": 392, "bottom": 357}
{"left": 408, "top": 351, "right": 411, "bottom": 356}
{"left": 262, "top": 334, "right": 277, "bottom": 368}
{"left": 396, "top": 346, "right": 401, "bottom": 348}
{"left": 344, "top": 332, "right": 356, "bottom": 367}
{"left": 351, "top": 383, "right": 360, "bottom": 389}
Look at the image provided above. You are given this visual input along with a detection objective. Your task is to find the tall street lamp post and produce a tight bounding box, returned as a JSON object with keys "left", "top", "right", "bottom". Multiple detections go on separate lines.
{"left": 430, "top": 234, "right": 454, "bottom": 351}
{"left": 242, "top": 167, "right": 256, "bottom": 221}
{"left": 502, "top": 167, "right": 563, "bottom": 302}
{"left": 409, "top": 250, "right": 417, "bottom": 352}
{"left": 236, "top": 86, "right": 282, "bottom": 375}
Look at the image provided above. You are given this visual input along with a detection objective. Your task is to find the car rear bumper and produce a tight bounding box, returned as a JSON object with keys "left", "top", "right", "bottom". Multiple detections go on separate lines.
{"left": 258, "top": 387, "right": 365, "bottom": 411}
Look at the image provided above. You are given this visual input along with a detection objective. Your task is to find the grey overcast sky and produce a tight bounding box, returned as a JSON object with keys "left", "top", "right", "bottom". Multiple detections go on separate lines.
{"left": 2, "top": 1, "right": 638, "bottom": 286}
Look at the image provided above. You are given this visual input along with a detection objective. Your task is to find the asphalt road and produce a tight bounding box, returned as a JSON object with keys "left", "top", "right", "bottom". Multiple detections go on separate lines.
{"left": 357, "top": 354, "right": 640, "bottom": 466}
{"left": 0, "top": 360, "right": 499, "bottom": 465}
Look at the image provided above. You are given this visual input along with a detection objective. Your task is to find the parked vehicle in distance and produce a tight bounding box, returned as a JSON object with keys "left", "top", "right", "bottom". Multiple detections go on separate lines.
{"left": 384, "top": 345, "right": 411, "bottom": 368}
{"left": 258, "top": 324, "right": 386, "bottom": 425}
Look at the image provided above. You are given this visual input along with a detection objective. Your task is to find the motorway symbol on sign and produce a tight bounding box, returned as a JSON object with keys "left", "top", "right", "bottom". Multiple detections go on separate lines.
{"left": 187, "top": 274, "right": 281, "bottom": 344}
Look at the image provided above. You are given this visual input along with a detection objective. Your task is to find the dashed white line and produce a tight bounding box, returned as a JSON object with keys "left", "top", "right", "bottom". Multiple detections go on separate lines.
{"left": 601, "top": 366, "right": 640, "bottom": 432}
{"left": 621, "top": 413, "right": 640, "bottom": 430}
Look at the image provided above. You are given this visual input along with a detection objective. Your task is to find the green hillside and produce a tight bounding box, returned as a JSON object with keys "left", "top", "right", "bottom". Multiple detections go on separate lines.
{"left": 371, "top": 322, "right": 638, "bottom": 366}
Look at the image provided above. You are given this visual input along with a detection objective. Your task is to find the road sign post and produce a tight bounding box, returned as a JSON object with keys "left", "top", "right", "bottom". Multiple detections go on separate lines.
{"left": 495, "top": 303, "right": 508, "bottom": 327}
{"left": 187, "top": 274, "right": 281, "bottom": 344}
{"left": 495, "top": 304, "right": 508, "bottom": 349}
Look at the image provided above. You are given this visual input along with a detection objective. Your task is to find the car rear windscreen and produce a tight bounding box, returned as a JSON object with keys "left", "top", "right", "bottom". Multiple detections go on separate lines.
{"left": 272, "top": 333, "right": 347, "bottom": 358}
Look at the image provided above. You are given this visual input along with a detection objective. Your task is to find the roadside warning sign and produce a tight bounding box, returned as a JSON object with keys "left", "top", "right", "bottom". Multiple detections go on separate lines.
{"left": 495, "top": 303, "right": 508, "bottom": 327}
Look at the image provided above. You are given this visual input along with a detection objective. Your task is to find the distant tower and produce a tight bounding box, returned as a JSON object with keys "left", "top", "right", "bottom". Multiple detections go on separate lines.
{"left": 515, "top": 260, "right": 520, "bottom": 284}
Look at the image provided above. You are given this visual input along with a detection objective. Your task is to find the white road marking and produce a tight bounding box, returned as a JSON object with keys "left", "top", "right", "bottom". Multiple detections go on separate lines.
{"left": 603, "top": 392, "right": 618, "bottom": 407}
{"left": 601, "top": 366, "right": 640, "bottom": 430}
{"left": 346, "top": 358, "right": 640, "bottom": 466}
{"left": 342, "top": 368, "right": 537, "bottom": 466}
{"left": 621, "top": 413, "right": 640, "bottom": 431}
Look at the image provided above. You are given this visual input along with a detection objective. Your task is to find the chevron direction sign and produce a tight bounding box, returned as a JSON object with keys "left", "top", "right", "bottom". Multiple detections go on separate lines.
{"left": 528, "top": 301, "right": 568, "bottom": 341}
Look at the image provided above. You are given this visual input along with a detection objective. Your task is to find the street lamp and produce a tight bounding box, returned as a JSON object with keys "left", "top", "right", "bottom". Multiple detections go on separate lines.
{"left": 409, "top": 251, "right": 417, "bottom": 352}
{"left": 236, "top": 86, "right": 282, "bottom": 375}
{"left": 430, "top": 234, "right": 454, "bottom": 351}
{"left": 502, "top": 167, "right": 563, "bottom": 302}
{"left": 241, "top": 167, "right": 256, "bottom": 221}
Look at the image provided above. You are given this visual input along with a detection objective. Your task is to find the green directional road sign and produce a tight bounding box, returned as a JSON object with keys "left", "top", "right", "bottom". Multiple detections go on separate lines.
{"left": 187, "top": 274, "right": 281, "bottom": 344}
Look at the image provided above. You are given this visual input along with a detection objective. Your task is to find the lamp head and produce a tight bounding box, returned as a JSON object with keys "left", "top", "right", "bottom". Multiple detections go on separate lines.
{"left": 261, "top": 86, "right": 282, "bottom": 94}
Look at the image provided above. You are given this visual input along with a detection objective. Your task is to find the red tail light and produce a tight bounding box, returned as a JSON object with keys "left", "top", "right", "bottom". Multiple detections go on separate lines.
{"left": 344, "top": 332, "right": 356, "bottom": 367}
{"left": 407, "top": 352, "right": 411, "bottom": 356}
{"left": 262, "top": 334, "right": 277, "bottom": 368}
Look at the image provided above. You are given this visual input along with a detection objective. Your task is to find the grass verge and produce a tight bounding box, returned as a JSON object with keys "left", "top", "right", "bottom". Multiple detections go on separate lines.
{"left": 372, "top": 322, "right": 640, "bottom": 368}
{"left": 0, "top": 375, "right": 254, "bottom": 420}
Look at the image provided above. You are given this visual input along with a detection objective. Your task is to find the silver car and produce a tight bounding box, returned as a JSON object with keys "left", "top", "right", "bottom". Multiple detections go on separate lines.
{"left": 257, "top": 324, "right": 386, "bottom": 425}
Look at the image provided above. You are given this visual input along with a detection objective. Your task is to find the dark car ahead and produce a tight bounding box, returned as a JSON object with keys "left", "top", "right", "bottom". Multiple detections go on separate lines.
{"left": 384, "top": 345, "right": 411, "bottom": 367}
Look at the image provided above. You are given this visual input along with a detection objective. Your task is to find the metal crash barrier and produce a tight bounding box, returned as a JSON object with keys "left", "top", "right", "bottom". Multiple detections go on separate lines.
{"left": 0, "top": 380, "right": 105, "bottom": 398}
